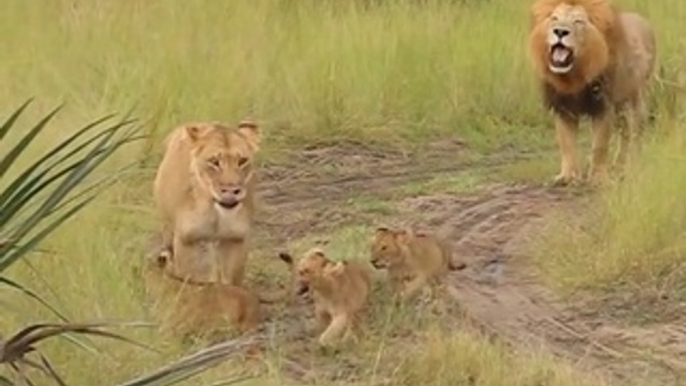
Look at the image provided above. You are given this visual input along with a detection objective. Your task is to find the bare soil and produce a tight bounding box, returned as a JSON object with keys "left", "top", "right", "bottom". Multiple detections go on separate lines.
{"left": 250, "top": 142, "right": 686, "bottom": 385}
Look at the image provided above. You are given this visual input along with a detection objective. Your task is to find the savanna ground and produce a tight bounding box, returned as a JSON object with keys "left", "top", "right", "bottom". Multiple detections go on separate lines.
{"left": 1, "top": 0, "right": 686, "bottom": 385}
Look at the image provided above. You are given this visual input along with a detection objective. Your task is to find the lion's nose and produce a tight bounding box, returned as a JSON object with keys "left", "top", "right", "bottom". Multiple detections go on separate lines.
{"left": 553, "top": 27, "right": 570, "bottom": 38}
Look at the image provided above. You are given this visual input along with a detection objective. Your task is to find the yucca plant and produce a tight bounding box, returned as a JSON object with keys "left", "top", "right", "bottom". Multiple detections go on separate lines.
{"left": 0, "top": 101, "right": 257, "bottom": 386}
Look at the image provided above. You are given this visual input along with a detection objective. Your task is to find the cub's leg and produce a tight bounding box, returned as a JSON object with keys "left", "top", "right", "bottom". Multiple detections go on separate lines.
{"left": 554, "top": 115, "right": 581, "bottom": 186}
{"left": 315, "top": 307, "right": 332, "bottom": 332}
{"left": 401, "top": 274, "right": 430, "bottom": 300}
{"left": 318, "top": 314, "right": 350, "bottom": 346}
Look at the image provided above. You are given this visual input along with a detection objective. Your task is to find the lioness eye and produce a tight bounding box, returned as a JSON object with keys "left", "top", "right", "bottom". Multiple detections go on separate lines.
{"left": 380, "top": 245, "right": 387, "bottom": 251}
{"left": 238, "top": 157, "right": 249, "bottom": 167}
{"left": 207, "top": 158, "right": 220, "bottom": 168}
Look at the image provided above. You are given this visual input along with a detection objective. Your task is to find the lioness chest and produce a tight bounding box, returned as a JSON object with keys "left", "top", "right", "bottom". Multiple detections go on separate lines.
{"left": 176, "top": 201, "right": 252, "bottom": 243}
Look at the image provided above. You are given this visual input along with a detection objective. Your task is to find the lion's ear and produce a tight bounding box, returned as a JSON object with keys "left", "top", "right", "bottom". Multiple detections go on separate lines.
{"left": 238, "top": 121, "right": 261, "bottom": 152}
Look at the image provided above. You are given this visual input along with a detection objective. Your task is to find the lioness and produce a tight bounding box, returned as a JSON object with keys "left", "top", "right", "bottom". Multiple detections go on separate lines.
{"left": 279, "top": 248, "right": 371, "bottom": 347}
{"left": 528, "top": 0, "right": 656, "bottom": 185}
{"left": 370, "top": 227, "right": 464, "bottom": 300}
{"left": 154, "top": 121, "right": 260, "bottom": 284}
{"left": 144, "top": 252, "right": 261, "bottom": 336}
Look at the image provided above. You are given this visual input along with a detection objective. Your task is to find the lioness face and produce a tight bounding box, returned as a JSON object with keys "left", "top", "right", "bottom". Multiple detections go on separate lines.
{"left": 370, "top": 228, "right": 403, "bottom": 270}
{"left": 187, "top": 122, "right": 260, "bottom": 210}
{"left": 295, "top": 248, "right": 330, "bottom": 295}
{"left": 545, "top": 4, "right": 593, "bottom": 75}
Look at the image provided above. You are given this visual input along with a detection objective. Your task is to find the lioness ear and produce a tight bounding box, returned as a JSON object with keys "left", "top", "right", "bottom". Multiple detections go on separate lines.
{"left": 185, "top": 125, "right": 201, "bottom": 141}
{"left": 375, "top": 227, "right": 390, "bottom": 234}
{"left": 237, "top": 121, "right": 261, "bottom": 151}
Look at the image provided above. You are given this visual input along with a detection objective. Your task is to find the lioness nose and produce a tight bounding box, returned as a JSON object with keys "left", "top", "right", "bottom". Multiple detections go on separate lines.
{"left": 221, "top": 187, "right": 242, "bottom": 196}
{"left": 553, "top": 27, "right": 570, "bottom": 38}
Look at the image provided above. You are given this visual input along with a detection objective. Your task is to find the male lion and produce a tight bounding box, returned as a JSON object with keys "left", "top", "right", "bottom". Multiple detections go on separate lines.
{"left": 154, "top": 121, "right": 260, "bottom": 284}
{"left": 528, "top": 0, "right": 656, "bottom": 185}
{"left": 370, "top": 227, "right": 465, "bottom": 300}
{"left": 279, "top": 248, "right": 371, "bottom": 347}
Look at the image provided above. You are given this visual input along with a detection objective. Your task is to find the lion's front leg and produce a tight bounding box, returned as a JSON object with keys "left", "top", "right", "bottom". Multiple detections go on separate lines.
{"left": 589, "top": 111, "right": 613, "bottom": 185}
{"left": 554, "top": 114, "right": 581, "bottom": 186}
{"left": 217, "top": 239, "right": 248, "bottom": 285}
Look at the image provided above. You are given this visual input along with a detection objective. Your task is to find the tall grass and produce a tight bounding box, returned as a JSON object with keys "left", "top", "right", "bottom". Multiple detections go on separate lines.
{"left": 533, "top": 129, "right": 686, "bottom": 301}
{"left": 1, "top": 0, "right": 685, "bottom": 384}
{"left": 2, "top": 0, "right": 680, "bottom": 154}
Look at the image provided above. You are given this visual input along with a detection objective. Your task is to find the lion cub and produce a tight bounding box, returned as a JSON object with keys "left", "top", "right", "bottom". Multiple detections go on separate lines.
{"left": 279, "top": 248, "right": 371, "bottom": 347}
{"left": 144, "top": 252, "right": 261, "bottom": 337}
{"left": 370, "top": 227, "right": 464, "bottom": 300}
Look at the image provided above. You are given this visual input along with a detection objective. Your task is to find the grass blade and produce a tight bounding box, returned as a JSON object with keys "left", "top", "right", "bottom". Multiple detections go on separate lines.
{"left": 0, "top": 375, "right": 14, "bottom": 386}
{"left": 0, "top": 105, "right": 62, "bottom": 179}
{"left": 115, "top": 337, "right": 260, "bottom": 386}
{"left": 0, "top": 114, "right": 117, "bottom": 208}
{"left": 0, "top": 277, "right": 69, "bottom": 322}
{"left": 0, "top": 195, "right": 96, "bottom": 272}
{"left": 37, "top": 355, "right": 67, "bottom": 386}
{"left": 0, "top": 98, "right": 32, "bottom": 143}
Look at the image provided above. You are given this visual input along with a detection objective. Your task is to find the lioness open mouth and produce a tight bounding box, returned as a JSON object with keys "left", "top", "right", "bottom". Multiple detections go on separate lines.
{"left": 548, "top": 43, "right": 574, "bottom": 74}
{"left": 216, "top": 199, "right": 240, "bottom": 210}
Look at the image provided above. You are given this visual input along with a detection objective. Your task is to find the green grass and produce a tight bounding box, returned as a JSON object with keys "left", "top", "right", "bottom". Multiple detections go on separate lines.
{"left": 400, "top": 171, "right": 486, "bottom": 196}
{"left": 1, "top": 0, "right": 685, "bottom": 384}
{"left": 400, "top": 329, "right": 607, "bottom": 386}
{"left": 532, "top": 129, "right": 686, "bottom": 314}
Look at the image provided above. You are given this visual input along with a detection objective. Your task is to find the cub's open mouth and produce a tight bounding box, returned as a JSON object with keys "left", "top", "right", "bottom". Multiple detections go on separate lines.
{"left": 296, "top": 283, "right": 310, "bottom": 296}
{"left": 548, "top": 43, "right": 574, "bottom": 74}
{"left": 371, "top": 260, "right": 386, "bottom": 269}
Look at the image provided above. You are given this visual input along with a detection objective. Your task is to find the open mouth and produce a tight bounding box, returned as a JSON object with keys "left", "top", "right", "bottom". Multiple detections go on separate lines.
{"left": 371, "top": 261, "right": 386, "bottom": 270}
{"left": 296, "top": 283, "right": 310, "bottom": 296}
{"left": 215, "top": 199, "right": 240, "bottom": 210}
{"left": 548, "top": 43, "right": 574, "bottom": 74}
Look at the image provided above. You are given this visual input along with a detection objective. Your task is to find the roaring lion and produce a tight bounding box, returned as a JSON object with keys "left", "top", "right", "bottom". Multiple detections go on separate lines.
{"left": 279, "top": 248, "right": 371, "bottom": 347}
{"left": 153, "top": 121, "right": 260, "bottom": 285}
{"left": 528, "top": 0, "right": 656, "bottom": 185}
{"left": 370, "top": 227, "right": 465, "bottom": 300}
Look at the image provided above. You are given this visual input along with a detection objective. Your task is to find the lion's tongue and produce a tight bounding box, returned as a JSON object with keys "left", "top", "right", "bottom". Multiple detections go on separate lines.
{"left": 552, "top": 47, "right": 571, "bottom": 64}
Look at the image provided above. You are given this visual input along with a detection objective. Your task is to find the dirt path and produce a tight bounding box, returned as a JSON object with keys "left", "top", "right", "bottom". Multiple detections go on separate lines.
{"left": 254, "top": 143, "right": 686, "bottom": 386}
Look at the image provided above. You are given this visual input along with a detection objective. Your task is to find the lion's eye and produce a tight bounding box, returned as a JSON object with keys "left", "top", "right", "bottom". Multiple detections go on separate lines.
{"left": 380, "top": 245, "right": 388, "bottom": 251}
{"left": 238, "top": 157, "right": 249, "bottom": 167}
{"left": 207, "top": 158, "right": 220, "bottom": 168}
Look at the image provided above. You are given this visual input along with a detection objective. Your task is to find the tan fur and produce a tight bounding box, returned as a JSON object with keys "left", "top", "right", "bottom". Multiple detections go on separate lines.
{"left": 370, "top": 228, "right": 463, "bottom": 300}
{"left": 280, "top": 248, "right": 371, "bottom": 347}
{"left": 153, "top": 121, "right": 260, "bottom": 284}
{"left": 144, "top": 253, "right": 261, "bottom": 337}
{"left": 528, "top": 0, "right": 656, "bottom": 185}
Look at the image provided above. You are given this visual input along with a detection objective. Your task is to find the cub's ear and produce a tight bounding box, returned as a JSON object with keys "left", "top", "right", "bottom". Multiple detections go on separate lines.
{"left": 238, "top": 120, "right": 261, "bottom": 151}
{"left": 375, "top": 227, "right": 390, "bottom": 234}
{"left": 395, "top": 230, "right": 409, "bottom": 243}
